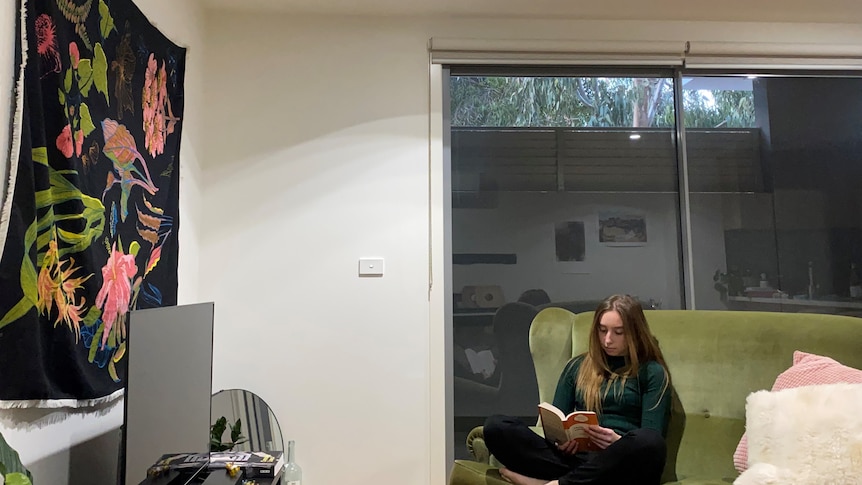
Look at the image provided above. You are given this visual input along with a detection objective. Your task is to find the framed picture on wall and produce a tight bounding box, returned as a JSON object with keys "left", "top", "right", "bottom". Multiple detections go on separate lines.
{"left": 554, "top": 221, "right": 590, "bottom": 274}
{"left": 598, "top": 211, "right": 647, "bottom": 246}
{"left": 555, "top": 221, "right": 586, "bottom": 262}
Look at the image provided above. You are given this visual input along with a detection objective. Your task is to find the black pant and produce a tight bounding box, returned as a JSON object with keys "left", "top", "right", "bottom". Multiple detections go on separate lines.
{"left": 483, "top": 415, "right": 666, "bottom": 485}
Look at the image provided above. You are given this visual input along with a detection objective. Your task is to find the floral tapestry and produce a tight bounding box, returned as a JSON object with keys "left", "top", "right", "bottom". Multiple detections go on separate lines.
{"left": 0, "top": 0, "right": 185, "bottom": 407}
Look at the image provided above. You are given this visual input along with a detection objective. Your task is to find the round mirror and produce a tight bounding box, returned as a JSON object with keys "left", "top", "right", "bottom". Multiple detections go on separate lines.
{"left": 211, "top": 389, "right": 284, "bottom": 453}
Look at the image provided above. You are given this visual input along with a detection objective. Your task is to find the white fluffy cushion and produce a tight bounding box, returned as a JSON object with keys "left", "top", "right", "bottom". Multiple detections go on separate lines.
{"left": 734, "top": 383, "right": 862, "bottom": 485}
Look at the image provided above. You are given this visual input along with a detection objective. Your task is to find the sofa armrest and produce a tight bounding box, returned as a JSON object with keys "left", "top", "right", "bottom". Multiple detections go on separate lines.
{"left": 465, "top": 424, "right": 546, "bottom": 465}
{"left": 465, "top": 425, "right": 491, "bottom": 463}
{"left": 454, "top": 376, "right": 500, "bottom": 397}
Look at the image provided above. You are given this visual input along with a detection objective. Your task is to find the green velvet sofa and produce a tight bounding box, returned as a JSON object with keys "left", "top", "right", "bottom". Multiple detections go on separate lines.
{"left": 448, "top": 308, "right": 862, "bottom": 485}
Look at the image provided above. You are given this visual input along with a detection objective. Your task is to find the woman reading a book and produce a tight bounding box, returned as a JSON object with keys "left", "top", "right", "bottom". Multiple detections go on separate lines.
{"left": 483, "top": 294, "right": 672, "bottom": 485}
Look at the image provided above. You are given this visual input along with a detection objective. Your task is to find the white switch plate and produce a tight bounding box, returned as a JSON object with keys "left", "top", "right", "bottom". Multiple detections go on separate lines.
{"left": 358, "top": 258, "right": 384, "bottom": 277}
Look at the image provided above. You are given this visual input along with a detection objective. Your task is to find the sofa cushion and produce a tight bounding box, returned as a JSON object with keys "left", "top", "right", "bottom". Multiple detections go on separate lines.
{"left": 733, "top": 351, "right": 862, "bottom": 473}
{"left": 734, "top": 383, "right": 862, "bottom": 485}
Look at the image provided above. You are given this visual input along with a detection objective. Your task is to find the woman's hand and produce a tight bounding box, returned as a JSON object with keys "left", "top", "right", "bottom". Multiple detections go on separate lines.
{"left": 555, "top": 438, "right": 579, "bottom": 456}
{"left": 585, "top": 425, "right": 621, "bottom": 449}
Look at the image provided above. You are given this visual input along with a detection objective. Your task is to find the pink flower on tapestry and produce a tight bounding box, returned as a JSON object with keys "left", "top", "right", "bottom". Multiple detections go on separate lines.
{"left": 69, "top": 42, "right": 80, "bottom": 69}
{"left": 56, "top": 124, "right": 84, "bottom": 158}
{"left": 142, "top": 53, "right": 178, "bottom": 158}
{"left": 95, "top": 243, "right": 138, "bottom": 348}
{"left": 35, "top": 14, "right": 61, "bottom": 76}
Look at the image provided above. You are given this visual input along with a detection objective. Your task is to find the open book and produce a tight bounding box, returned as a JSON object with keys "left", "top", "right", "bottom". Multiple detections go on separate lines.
{"left": 538, "top": 402, "right": 600, "bottom": 451}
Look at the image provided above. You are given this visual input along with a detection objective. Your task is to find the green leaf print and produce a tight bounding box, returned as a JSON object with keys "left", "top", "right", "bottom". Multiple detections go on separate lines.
{"left": 99, "top": 0, "right": 116, "bottom": 38}
{"left": 93, "top": 43, "right": 109, "bottom": 104}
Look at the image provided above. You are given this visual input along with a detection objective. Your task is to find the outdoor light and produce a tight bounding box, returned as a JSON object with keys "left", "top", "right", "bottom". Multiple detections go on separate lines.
{"left": 629, "top": 134, "right": 642, "bottom": 140}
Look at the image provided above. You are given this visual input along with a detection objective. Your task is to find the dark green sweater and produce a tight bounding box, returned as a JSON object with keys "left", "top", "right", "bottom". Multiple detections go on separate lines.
{"left": 552, "top": 355, "right": 671, "bottom": 437}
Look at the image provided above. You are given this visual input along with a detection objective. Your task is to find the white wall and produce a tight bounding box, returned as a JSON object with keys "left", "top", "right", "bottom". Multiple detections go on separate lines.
{"left": 453, "top": 192, "right": 683, "bottom": 308}
{"left": 0, "top": 0, "right": 14, "bottom": 213}
{"left": 198, "top": 11, "right": 862, "bottom": 485}
{"left": 0, "top": 1, "right": 205, "bottom": 483}
{"left": 200, "top": 13, "right": 434, "bottom": 485}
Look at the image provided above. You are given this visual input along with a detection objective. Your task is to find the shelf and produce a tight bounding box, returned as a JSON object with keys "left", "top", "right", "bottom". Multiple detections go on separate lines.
{"left": 727, "top": 296, "right": 862, "bottom": 310}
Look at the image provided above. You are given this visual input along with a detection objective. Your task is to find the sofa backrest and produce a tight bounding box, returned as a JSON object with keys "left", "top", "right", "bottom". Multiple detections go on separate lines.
{"left": 531, "top": 308, "right": 862, "bottom": 482}
{"left": 494, "top": 302, "right": 541, "bottom": 417}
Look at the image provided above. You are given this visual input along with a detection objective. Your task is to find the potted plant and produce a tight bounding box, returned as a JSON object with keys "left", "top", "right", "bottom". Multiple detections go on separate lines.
{"left": 210, "top": 417, "right": 248, "bottom": 452}
{"left": 0, "top": 431, "right": 32, "bottom": 485}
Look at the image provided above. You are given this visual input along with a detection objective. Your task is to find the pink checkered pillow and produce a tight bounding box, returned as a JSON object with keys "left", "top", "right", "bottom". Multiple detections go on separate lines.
{"left": 733, "top": 350, "right": 862, "bottom": 473}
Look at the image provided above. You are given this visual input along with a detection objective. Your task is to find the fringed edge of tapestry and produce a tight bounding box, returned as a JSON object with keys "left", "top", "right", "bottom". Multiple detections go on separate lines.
{"left": 0, "top": 0, "right": 28, "bottom": 263}
{"left": 0, "top": 388, "right": 124, "bottom": 410}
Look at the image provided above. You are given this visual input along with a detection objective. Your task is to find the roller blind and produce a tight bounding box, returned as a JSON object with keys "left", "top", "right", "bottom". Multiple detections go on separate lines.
{"left": 429, "top": 38, "right": 686, "bottom": 66}
{"left": 430, "top": 38, "right": 862, "bottom": 70}
{"left": 685, "top": 42, "right": 862, "bottom": 70}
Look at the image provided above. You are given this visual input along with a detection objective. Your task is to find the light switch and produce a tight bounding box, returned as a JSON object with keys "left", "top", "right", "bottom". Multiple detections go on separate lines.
{"left": 358, "top": 258, "right": 384, "bottom": 277}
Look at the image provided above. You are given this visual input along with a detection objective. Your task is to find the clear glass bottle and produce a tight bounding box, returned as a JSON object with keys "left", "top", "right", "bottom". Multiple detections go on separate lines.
{"left": 283, "top": 440, "right": 302, "bottom": 485}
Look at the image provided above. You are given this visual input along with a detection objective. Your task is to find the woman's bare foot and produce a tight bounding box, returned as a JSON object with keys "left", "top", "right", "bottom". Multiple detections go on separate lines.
{"left": 499, "top": 467, "right": 550, "bottom": 485}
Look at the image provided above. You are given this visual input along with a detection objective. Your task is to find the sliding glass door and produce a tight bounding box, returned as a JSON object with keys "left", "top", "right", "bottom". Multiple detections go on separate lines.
{"left": 445, "top": 67, "right": 862, "bottom": 460}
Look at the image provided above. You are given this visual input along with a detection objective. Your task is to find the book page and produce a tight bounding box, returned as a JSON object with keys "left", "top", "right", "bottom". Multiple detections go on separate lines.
{"left": 538, "top": 405, "right": 569, "bottom": 445}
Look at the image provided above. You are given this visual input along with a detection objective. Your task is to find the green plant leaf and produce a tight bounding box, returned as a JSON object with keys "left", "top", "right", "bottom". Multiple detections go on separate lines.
{"left": 0, "top": 297, "right": 35, "bottom": 329}
{"left": 88, "top": 320, "right": 105, "bottom": 363}
{"left": 108, "top": 359, "right": 119, "bottom": 382}
{"left": 79, "top": 103, "right": 96, "bottom": 136}
{"left": 57, "top": 227, "right": 88, "bottom": 246}
{"left": 107, "top": 317, "right": 118, "bottom": 348}
{"left": 82, "top": 306, "right": 102, "bottom": 327}
{"left": 64, "top": 68, "right": 72, "bottom": 92}
{"left": 99, "top": 0, "right": 116, "bottom": 38}
{"left": 230, "top": 419, "right": 243, "bottom": 442}
{"left": 93, "top": 43, "right": 109, "bottom": 104}
{"left": 78, "top": 59, "right": 93, "bottom": 95}
{"left": 58, "top": 88, "right": 65, "bottom": 105}
{"left": 211, "top": 416, "right": 227, "bottom": 442}
{"left": 5, "top": 472, "right": 33, "bottom": 485}
{"left": 32, "top": 147, "right": 48, "bottom": 166}
{"left": 19, "top": 254, "right": 38, "bottom": 305}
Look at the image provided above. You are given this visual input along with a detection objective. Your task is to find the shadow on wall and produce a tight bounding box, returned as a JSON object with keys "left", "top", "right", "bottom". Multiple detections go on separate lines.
{"left": 27, "top": 427, "right": 120, "bottom": 485}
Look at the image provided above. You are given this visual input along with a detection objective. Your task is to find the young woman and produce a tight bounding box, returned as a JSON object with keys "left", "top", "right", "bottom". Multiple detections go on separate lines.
{"left": 483, "top": 294, "right": 672, "bottom": 485}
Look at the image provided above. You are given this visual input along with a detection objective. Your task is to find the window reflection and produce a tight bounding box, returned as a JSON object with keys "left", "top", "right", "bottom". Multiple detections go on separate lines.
{"left": 687, "top": 76, "right": 862, "bottom": 317}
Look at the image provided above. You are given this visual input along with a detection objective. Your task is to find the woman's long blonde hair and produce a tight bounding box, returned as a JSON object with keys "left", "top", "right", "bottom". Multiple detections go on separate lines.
{"left": 574, "top": 294, "right": 671, "bottom": 414}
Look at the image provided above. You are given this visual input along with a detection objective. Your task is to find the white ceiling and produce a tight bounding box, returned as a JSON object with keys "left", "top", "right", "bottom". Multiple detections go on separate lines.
{"left": 200, "top": 0, "right": 862, "bottom": 24}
